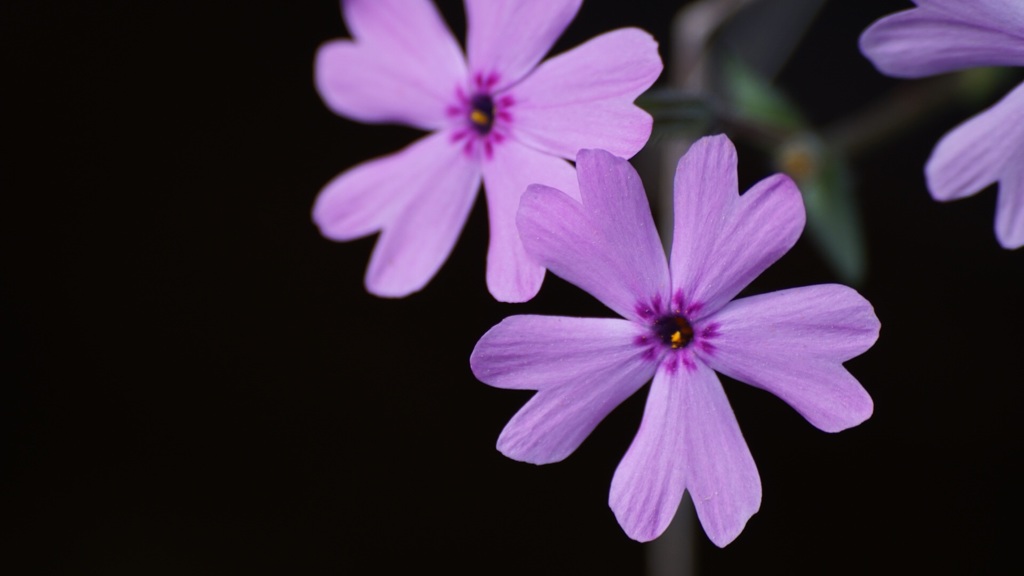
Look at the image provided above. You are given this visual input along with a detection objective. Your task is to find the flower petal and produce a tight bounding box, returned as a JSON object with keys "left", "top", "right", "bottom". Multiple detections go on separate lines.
{"left": 925, "top": 81, "right": 1024, "bottom": 203}
{"left": 356, "top": 134, "right": 481, "bottom": 298}
{"left": 608, "top": 365, "right": 687, "bottom": 543}
{"left": 859, "top": 2, "right": 1024, "bottom": 78}
{"left": 995, "top": 159, "right": 1024, "bottom": 249}
{"left": 669, "top": 135, "right": 805, "bottom": 318}
{"left": 465, "top": 0, "right": 582, "bottom": 91}
{"left": 314, "top": 132, "right": 447, "bottom": 241}
{"left": 700, "top": 284, "right": 879, "bottom": 433}
{"left": 511, "top": 28, "right": 662, "bottom": 160}
{"left": 471, "top": 315, "right": 655, "bottom": 464}
{"left": 517, "top": 149, "right": 671, "bottom": 321}
{"left": 915, "top": 0, "right": 1024, "bottom": 35}
{"left": 315, "top": 0, "right": 466, "bottom": 130}
{"left": 481, "top": 141, "right": 580, "bottom": 303}
{"left": 610, "top": 360, "right": 760, "bottom": 546}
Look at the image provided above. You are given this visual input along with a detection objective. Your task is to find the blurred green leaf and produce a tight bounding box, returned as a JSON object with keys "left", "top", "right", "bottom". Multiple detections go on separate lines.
{"left": 956, "top": 67, "right": 1017, "bottom": 107}
{"left": 722, "top": 55, "right": 805, "bottom": 132}
{"left": 782, "top": 138, "right": 867, "bottom": 285}
{"left": 721, "top": 57, "right": 866, "bottom": 283}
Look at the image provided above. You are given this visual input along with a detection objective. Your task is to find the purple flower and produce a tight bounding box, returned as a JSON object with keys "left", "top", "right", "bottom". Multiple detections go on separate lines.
{"left": 860, "top": 0, "right": 1024, "bottom": 248}
{"left": 313, "top": 0, "right": 662, "bottom": 300}
{"left": 470, "top": 136, "right": 879, "bottom": 545}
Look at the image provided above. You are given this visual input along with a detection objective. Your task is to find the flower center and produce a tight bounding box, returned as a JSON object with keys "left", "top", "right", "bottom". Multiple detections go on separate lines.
{"left": 653, "top": 315, "right": 694, "bottom": 349}
{"left": 469, "top": 94, "right": 495, "bottom": 135}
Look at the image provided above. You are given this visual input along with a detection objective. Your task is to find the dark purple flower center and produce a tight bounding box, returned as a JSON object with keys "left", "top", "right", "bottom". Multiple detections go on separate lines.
{"left": 653, "top": 315, "right": 694, "bottom": 349}
{"left": 468, "top": 94, "right": 495, "bottom": 135}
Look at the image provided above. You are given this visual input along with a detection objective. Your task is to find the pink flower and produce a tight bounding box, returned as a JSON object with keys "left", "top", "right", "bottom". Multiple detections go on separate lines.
{"left": 314, "top": 0, "right": 662, "bottom": 299}
{"left": 860, "top": 0, "right": 1024, "bottom": 248}
{"left": 471, "top": 136, "right": 879, "bottom": 545}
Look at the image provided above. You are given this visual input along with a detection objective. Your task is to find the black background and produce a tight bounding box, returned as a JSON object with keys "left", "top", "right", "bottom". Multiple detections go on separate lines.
{"left": 5, "top": 0, "right": 1023, "bottom": 573}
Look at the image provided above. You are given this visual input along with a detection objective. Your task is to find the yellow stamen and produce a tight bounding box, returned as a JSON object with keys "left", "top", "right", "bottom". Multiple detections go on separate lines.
{"left": 470, "top": 109, "right": 490, "bottom": 126}
{"left": 670, "top": 331, "right": 683, "bottom": 348}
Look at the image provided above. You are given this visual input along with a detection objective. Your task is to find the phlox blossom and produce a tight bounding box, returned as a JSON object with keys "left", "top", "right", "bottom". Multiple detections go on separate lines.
{"left": 860, "top": 0, "right": 1024, "bottom": 248}
{"left": 313, "top": 0, "right": 662, "bottom": 299}
{"left": 471, "top": 136, "right": 880, "bottom": 544}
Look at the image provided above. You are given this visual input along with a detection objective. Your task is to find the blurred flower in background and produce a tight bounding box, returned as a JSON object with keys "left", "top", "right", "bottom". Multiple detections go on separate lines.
{"left": 313, "top": 0, "right": 662, "bottom": 301}
{"left": 860, "top": 0, "right": 1024, "bottom": 248}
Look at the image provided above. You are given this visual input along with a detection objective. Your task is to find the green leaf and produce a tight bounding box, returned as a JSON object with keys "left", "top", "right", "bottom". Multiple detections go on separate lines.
{"left": 779, "top": 138, "right": 867, "bottom": 285}
{"left": 721, "top": 56, "right": 805, "bottom": 132}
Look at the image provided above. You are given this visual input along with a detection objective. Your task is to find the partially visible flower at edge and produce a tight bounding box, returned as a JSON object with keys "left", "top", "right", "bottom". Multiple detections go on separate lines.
{"left": 313, "top": 0, "right": 663, "bottom": 300}
{"left": 470, "top": 136, "right": 879, "bottom": 545}
{"left": 860, "top": 0, "right": 1024, "bottom": 248}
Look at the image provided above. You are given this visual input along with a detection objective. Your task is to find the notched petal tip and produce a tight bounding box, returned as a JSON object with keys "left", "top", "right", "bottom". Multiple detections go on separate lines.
{"left": 702, "top": 284, "right": 879, "bottom": 433}
{"left": 575, "top": 147, "right": 622, "bottom": 172}
{"left": 753, "top": 172, "right": 804, "bottom": 211}
{"left": 703, "top": 503, "right": 760, "bottom": 548}
{"left": 316, "top": 0, "right": 467, "bottom": 129}
{"left": 509, "top": 26, "right": 664, "bottom": 159}
{"left": 475, "top": 316, "right": 657, "bottom": 466}
{"left": 670, "top": 137, "right": 807, "bottom": 315}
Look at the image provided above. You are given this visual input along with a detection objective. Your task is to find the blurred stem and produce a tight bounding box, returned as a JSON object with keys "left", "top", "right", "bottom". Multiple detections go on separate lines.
{"left": 824, "top": 68, "right": 1012, "bottom": 158}
{"left": 645, "top": 68, "right": 1014, "bottom": 161}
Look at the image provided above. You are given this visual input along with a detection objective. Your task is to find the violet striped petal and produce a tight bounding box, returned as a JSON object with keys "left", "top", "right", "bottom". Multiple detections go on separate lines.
{"left": 517, "top": 150, "right": 670, "bottom": 321}
{"left": 679, "top": 362, "right": 761, "bottom": 548}
{"left": 610, "top": 360, "right": 760, "bottom": 546}
{"left": 913, "top": 1, "right": 1024, "bottom": 35}
{"left": 859, "top": 1, "right": 1024, "bottom": 78}
{"left": 481, "top": 140, "right": 580, "bottom": 303}
{"left": 996, "top": 158, "right": 1024, "bottom": 249}
{"left": 361, "top": 134, "right": 481, "bottom": 298}
{"left": 670, "top": 136, "right": 805, "bottom": 319}
{"left": 471, "top": 315, "right": 656, "bottom": 464}
{"left": 926, "top": 81, "right": 1024, "bottom": 203}
{"left": 315, "top": 0, "right": 466, "bottom": 130}
{"left": 921, "top": 0, "right": 1024, "bottom": 18}
{"left": 511, "top": 28, "right": 662, "bottom": 160}
{"left": 465, "top": 0, "right": 582, "bottom": 92}
{"left": 700, "top": 284, "right": 879, "bottom": 433}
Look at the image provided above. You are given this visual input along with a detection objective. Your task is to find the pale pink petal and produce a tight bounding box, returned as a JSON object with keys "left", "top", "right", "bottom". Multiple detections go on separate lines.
{"left": 471, "top": 315, "right": 656, "bottom": 464}
{"left": 925, "top": 81, "right": 1024, "bottom": 202}
{"left": 359, "top": 135, "right": 481, "bottom": 298}
{"left": 610, "top": 361, "right": 760, "bottom": 545}
{"left": 315, "top": 0, "right": 466, "bottom": 130}
{"left": 700, "top": 285, "right": 879, "bottom": 433}
{"left": 670, "top": 136, "right": 805, "bottom": 318}
{"left": 511, "top": 28, "right": 662, "bottom": 159}
{"left": 465, "top": 0, "right": 582, "bottom": 91}
{"left": 517, "top": 149, "right": 670, "bottom": 321}
{"left": 314, "top": 132, "right": 454, "bottom": 241}
{"left": 860, "top": 3, "right": 1024, "bottom": 78}
{"left": 995, "top": 160, "right": 1024, "bottom": 249}
{"left": 481, "top": 141, "right": 580, "bottom": 303}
